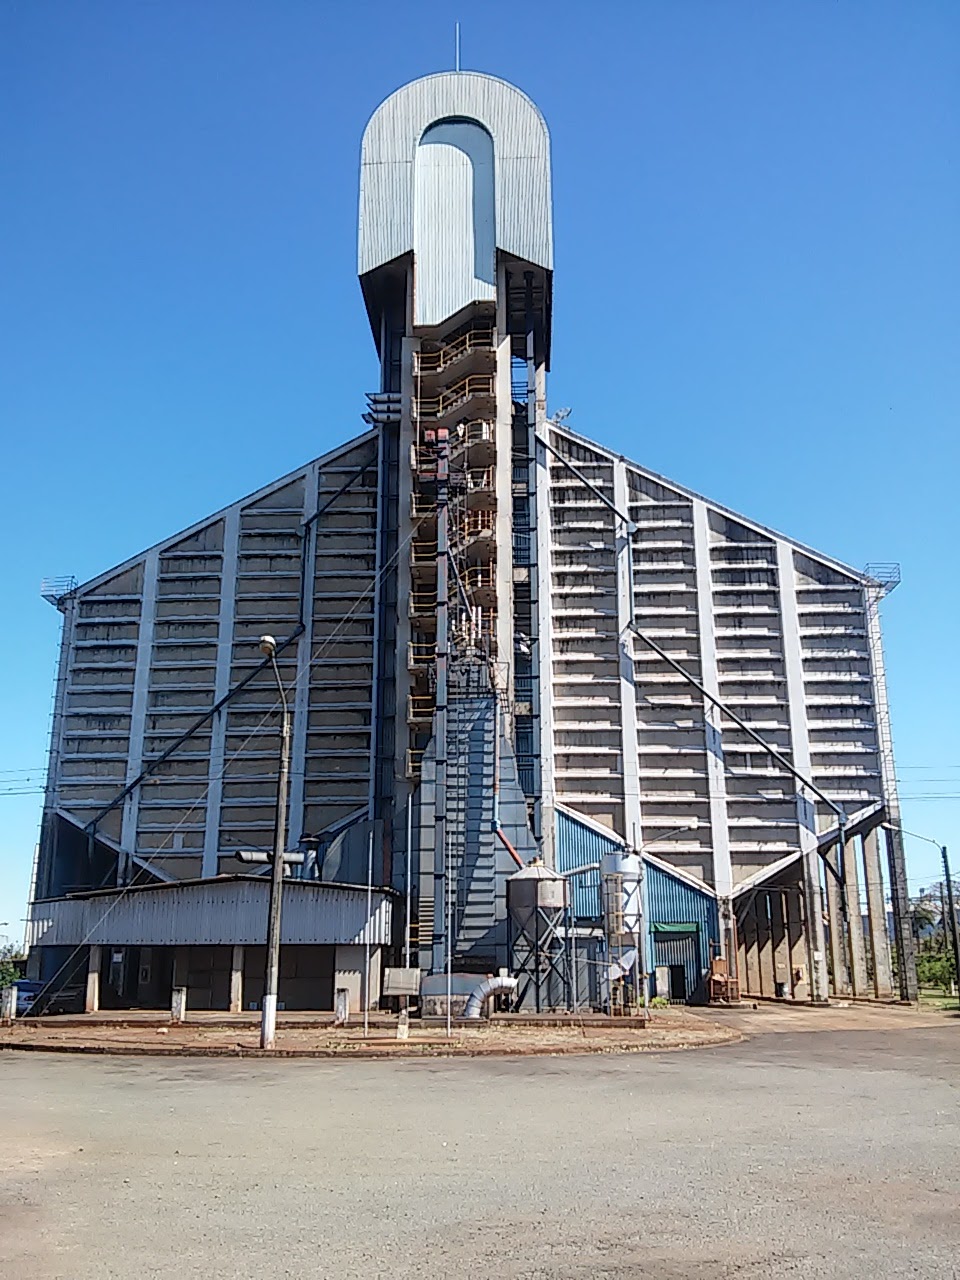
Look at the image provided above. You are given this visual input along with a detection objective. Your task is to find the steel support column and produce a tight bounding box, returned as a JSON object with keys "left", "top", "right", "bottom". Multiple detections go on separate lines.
{"left": 203, "top": 505, "right": 241, "bottom": 876}
{"left": 843, "top": 835, "right": 869, "bottom": 996}
{"left": 119, "top": 548, "right": 160, "bottom": 883}
{"left": 864, "top": 584, "right": 916, "bottom": 1000}
{"left": 614, "top": 461, "right": 642, "bottom": 852}
{"left": 861, "top": 827, "right": 894, "bottom": 998}
{"left": 777, "top": 543, "right": 830, "bottom": 1001}
{"left": 884, "top": 824, "right": 917, "bottom": 1001}
{"left": 288, "top": 465, "right": 319, "bottom": 850}
{"left": 824, "top": 843, "right": 850, "bottom": 995}
{"left": 692, "top": 499, "right": 733, "bottom": 958}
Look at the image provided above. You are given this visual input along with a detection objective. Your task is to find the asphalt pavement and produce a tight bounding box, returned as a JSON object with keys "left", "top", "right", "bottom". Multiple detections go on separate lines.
{"left": 1, "top": 1021, "right": 958, "bottom": 1279}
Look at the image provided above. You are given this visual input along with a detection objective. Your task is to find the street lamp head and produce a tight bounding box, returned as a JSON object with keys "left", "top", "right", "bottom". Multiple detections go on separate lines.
{"left": 890, "top": 822, "right": 944, "bottom": 850}
{"left": 259, "top": 634, "right": 277, "bottom": 659}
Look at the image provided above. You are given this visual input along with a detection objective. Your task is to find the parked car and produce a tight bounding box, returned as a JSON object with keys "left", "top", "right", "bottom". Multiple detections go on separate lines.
{"left": 12, "top": 980, "right": 44, "bottom": 1017}
{"left": 10, "top": 981, "right": 84, "bottom": 1017}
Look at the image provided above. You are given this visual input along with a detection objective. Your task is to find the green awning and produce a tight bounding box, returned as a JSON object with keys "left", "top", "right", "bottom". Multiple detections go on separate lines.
{"left": 650, "top": 922, "right": 698, "bottom": 935}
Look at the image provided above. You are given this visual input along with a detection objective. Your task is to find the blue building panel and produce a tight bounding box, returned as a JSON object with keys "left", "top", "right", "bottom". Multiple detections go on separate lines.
{"left": 555, "top": 810, "right": 622, "bottom": 920}
{"left": 643, "top": 861, "right": 719, "bottom": 1002}
{"left": 553, "top": 812, "right": 722, "bottom": 1003}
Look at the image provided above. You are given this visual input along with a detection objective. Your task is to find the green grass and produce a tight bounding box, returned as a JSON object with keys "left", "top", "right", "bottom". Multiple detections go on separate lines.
{"left": 917, "top": 986, "right": 959, "bottom": 1011}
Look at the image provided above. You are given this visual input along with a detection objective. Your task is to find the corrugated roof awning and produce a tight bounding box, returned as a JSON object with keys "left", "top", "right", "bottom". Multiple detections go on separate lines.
{"left": 27, "top": 876, "right": 393, "bottom": 950}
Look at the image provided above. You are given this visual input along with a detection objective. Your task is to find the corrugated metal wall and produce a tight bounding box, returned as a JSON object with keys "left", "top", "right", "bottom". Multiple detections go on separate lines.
{"left": 554, "top": 811, "right": 720, "bottom": 1003}
{"left": 359, "top": 71, "right": 552, "bottom": 276}
{"left": 650, "top": 931, "right": 702, "bottom": 1004}
{"left": 555, "top": 809, "right": 622, "bottom": 919}
{"left": 644, "top": 861, "right": 718, "bottom": 1001}
{"left": 27, "top": 880, "right": 392, "bottom": 949}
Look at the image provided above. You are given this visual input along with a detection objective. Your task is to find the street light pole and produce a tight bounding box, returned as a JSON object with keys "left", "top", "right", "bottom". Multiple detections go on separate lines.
{"left": 942, "top": 847, "right": 960, "bottom": 1010}
{"left": 260, "top": 634, "right": 291, "bottom": 1051}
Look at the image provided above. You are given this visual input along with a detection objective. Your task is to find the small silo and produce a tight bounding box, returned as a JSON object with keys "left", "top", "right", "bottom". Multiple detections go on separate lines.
{"left": 507, "top": 859, "right": 571, "bottom": 1012}
{"left": 600, "top": 850, "right": 642, "bottom": 941}
{"left": 600, "top": 850, "right": 644, "bottom": 1010}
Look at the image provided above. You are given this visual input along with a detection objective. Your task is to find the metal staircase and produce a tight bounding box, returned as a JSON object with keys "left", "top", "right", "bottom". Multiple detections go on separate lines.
{"left": 446, "top": 678, "right": 500, "bottom": 963}
{"left": 405, "top": 304, "right": 541, "bottom": 973}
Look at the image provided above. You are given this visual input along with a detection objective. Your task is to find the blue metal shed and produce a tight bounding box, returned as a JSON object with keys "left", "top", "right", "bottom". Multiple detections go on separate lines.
{"left": 643, "top": 860, "right": 719, "bottom": 1004}
{"left": 554, "top": 811, "right": 720, "bottom": 1004}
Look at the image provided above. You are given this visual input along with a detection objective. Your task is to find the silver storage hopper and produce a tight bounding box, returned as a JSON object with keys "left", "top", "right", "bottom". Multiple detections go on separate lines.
{"left": 507, "top": 859, "right": 567, "bottom": 942}
{"left": 600, "top": 850, "right": 642, "bottom": 940}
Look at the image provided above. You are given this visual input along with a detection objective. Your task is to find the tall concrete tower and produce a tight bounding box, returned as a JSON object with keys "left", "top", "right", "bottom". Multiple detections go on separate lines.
{"left": 29, "top": 68, "right": 915, "bottom": 1012}
{"left": 358, "top": 74, "right": 555, "bottom": 975}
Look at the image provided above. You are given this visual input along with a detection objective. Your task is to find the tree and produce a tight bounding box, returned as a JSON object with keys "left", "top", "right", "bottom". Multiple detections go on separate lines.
{"left": 911, "top": 897, "right": 939, "bottom": 941}
{"left": 917, "top": 951, "right": 956, "bottom": 994}
{"left": 0, "top": 944, "right": 25, "bottom": 990}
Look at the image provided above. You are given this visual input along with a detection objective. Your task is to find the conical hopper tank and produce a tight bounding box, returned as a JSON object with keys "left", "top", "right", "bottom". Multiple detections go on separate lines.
{"left": 507, "top": 859, "right": 567, "bottom": 943}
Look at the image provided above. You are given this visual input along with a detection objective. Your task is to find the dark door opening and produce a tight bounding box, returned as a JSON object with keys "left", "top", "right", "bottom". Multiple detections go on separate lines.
{"left": 652, "top": 926, "right": 704, "bottom": 1004}
{"left": 668, "top": 964, "right": 687, "bottom": 1003}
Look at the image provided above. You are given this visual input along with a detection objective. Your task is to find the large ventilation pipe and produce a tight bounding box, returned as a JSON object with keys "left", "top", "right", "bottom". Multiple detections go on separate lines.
{"left": 463, "top": 975, "right": 519, "bottom": 1019}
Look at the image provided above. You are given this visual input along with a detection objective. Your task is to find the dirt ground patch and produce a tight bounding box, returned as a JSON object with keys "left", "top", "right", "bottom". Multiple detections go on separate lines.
{"left": 708, "top": 998, "right": 955, "bottom": 1036}
{"left": 0, "top": 1007, "right": 737, "bottom": 1057}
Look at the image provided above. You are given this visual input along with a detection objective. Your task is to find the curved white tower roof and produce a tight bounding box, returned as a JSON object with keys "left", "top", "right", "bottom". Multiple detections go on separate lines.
{"left": 359, "top": 71, "right": 552, "bottom": 326}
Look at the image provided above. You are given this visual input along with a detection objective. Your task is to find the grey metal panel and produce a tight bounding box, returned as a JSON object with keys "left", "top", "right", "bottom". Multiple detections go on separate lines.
{"left": 359, "top": 72, "right": 552, "bottom": 276}
{"left": 415, "top": 695, "right": 536, "bottom": 970}
{"left": 44, "top": 428, "right": 381, "bottom": 892}
{"left": 27, "top": 880, "right": 392, "bottom": 949}
{"left": 67, "top": 429, "right": 379, "bottom": 598}
{"left": 552, "top": 421, "right": 870, "bottom": 585}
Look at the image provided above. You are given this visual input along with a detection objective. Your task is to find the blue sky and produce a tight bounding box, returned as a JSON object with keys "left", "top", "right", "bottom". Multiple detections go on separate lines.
{"left": 1, "top": 2, "right": 958, "bottom": 938}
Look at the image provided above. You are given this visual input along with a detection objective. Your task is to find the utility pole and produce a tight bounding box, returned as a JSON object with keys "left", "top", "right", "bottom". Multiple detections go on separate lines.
{"left": 939, "top": 883, "right": 948, "bottom": 954}
{"left": 900, "top": 826, "right": 955, "bottom": 1006}
{"left": 364, "top": 827, "right": 374, "bottom": 1037}
{"left": 260, "top": 634, "right": 291, "bottom": 1050}
{"left": 943, "top": 846, "right": 960, "bottom": 1008}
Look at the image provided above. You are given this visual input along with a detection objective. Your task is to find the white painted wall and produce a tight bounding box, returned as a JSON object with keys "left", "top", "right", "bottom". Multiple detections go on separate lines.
{"left": 413, "top": 120, "right": 496, "bottom": 326}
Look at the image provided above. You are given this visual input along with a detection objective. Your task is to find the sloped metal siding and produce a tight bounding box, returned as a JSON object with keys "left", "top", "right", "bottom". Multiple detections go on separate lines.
{"left": 643, "top": 862, "right": 718, "bottom": 980}
{"left": 359, "top": 71, "right": 552, "bottom": 275}
{"left": 555, "top": 811, "right": 622, "bottom": 920}
{"left": 27, "top": 881, "right": 392, "bottom": 949}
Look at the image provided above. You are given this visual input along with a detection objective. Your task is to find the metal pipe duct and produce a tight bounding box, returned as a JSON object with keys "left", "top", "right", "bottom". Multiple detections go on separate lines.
{"left": 463, "top": 975, "right": 519, "bottom": 1019}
